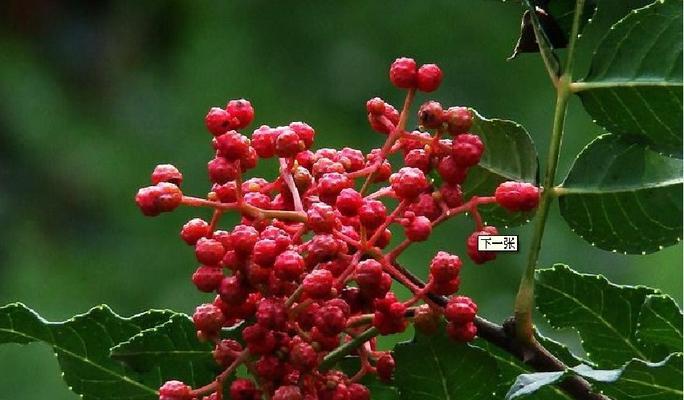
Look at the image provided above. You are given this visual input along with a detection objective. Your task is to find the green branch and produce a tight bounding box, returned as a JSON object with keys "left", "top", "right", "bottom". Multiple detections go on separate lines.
{"left": 514, "top": 0, "right": 586, "bottom": 343}
{"left": 318, "top": 327, "right": 379, "bottom": 371}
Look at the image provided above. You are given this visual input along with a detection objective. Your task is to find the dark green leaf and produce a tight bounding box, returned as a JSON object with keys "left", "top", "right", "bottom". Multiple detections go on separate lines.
{"left": 574, "top": 353, "right": 683, "bottom": 399}
{"left": 474, "top": 333, "right": 578, "bottom": 400}
{"left": 0, "top": 303, "right": 174, "bottom": 400}
{"left": 574, "top": 0, "right": 654, "bottom": 73}
{"left": 558, "top": 134, "right": 682, "bottom": 254}
{"left": 536, "top": 265, "right": 662, "bottom": 368}
{"left": 466, "top": 110, "right": 539, "bottom": 227}
{"left": 575, "top": 0, "right": 683, "bottom": 156}
{"left": 393, "top": 331, "right": 498, "bottom": 399}
{"left": 637, "top": 295, "right": 683, "bottom": 357}
{"left": 110, "top": 314, "right": 219, "bottom": 389}
{"left": 546, "top": 0, "right": 597, "bottom": 39}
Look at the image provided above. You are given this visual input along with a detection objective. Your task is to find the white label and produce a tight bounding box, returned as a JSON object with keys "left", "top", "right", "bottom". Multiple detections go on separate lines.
{"left": 477, "top": 235, "right": 518, "bottom": 252}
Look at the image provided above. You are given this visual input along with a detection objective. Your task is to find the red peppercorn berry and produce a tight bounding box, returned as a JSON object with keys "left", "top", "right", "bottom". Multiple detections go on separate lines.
{"left": 151, "top": 164, "right": 183, "bottom": 186}
{"left": 192, "top": 303, "right": 225, "bottom": 335}
{"left": 495, "top": 181, "right": 540, "bottom": 212}
{"left": 416, "top": 64, "right": 443, "bottom": 92}
{"left": 444, "top": 106, "right": 473, "bottom": 135}
{"left": 389, "top": 57, "right": 417, "bottom": 89}
{"left": 225, "top": 99, "right": 255, "bottom": 129}
{"left": 159, "top": 380, "right": 193, "bottom": 400}
{"left": 466, "top": 225, "right": 499, "bottom": 264}
{"left": 376, "top": 353, "right": 396, "bottom": 382}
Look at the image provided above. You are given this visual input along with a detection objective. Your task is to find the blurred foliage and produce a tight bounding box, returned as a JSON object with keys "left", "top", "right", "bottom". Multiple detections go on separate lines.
{"left": 0, "top": 1, "right": 680, "bottom": 399}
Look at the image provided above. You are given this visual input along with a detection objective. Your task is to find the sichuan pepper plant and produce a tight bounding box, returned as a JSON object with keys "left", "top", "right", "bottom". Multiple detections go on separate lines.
{"left": 1, "top": 1, "right": 682, "bottom": 399}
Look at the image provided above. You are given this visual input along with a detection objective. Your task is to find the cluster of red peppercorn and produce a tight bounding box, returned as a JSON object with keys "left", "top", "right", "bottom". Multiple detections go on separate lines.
{"left": 138, "top": 57, "right": 540, "bottom": 400}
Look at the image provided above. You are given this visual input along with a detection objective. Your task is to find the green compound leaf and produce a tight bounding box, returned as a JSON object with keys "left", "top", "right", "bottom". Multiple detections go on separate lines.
{"left": 0, "top": 303, "right": 174, "bottom": 400}
{"left": 393, "top": 330, "right": 498, "bottom": 399}
{"left": 535, "top": 265, "right": 669, "bottom": 368}
{"left": 574, "top": 353, "right": 683, "bottom": 399}
{"left": 110, "top": 314, "right": 220, "bottom": 389}
{"left": 558, "top": 134, "right": 682, "bottom": 254}
{"left": 574, "top": 0, "right": 683, "bottom": 156}
{"left": 637, "top": 295, "right": 683, "bottom": 358}
{"left": 506, "top": 353, "right": 683, "bottom": 400}
{"left": 465, "top": 109, "right": 539, "bottom": 227}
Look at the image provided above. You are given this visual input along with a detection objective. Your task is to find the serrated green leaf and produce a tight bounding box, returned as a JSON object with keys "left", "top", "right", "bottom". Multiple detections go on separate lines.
{"left": 0, "top": 303, "right": 174, "bottom": 400}
{"left": 578, "top": 0, "right": 653, "bottom": 43}
{"left": 574, "top": 0, "right": 683, "bottom": 156}
{"left": 474, "top": 333, "right": 578, "bottom": 400}
{"left": 506, "top": 353, "right": 683, "bottom": 399}
{"left": 536, "top": 265, "right": 664, "bottom": 368}
{"left": 110, "top": 314, "right": 218, "bottom": 389}
{"left": 558, "top": 134, "right": 682, "bottom": 254}
{"left": 572, "top": 0, "right": 654, "bottom": 81}
{"left": 637, "top": 295, "right": 683, "bottom": 357}
{"left": 537, "top": 334, "right": 588, "bottom": 368}
{"left": 393, "top": 331, "right": 498, "bottom": 399}
{"left": 465, "top": 110, "right": 539, "bottom": 227}
{"left": 574, "top": 353, "right": 683, "bottom": 399}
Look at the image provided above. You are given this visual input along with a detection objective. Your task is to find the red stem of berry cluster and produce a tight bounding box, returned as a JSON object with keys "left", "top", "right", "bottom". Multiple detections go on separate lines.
{"left": 387, "top": 195, "right": 496, "bottom": 262}
{"left": 359, "top": 88, "right": 416, "bottom": 195}
{"left": 182, "top": 196, "right": 308, "bottom": 223}
{"left": 190, "top": 350, "right": 250, "bottom": 397}
{"left": 279, "top": 158, "right": 304, "bottom": 213}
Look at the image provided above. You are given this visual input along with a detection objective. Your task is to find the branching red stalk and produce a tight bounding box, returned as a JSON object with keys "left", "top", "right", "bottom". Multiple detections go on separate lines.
{"left": 360, "top": 88, "right": 416, "bottom": 194}
{"left": 182, "top": 196, "right": 307, "bottom": 222}
{"left": 189, "top": 350, "right": 249, "bottom": 396}
{"left": 387, "top": 195, "right": 496, "bottom": 262}
{"left": 367, "top": 200, "right": 407, "bottom": 245}
{"left": 279, "top": 158, "right": 304, "bottom": 213}
{"left": 365, "top": 186, "right": 396, "bottom": 200}
{"left": 208, "top": 209, "right": 224, "bottom": 232}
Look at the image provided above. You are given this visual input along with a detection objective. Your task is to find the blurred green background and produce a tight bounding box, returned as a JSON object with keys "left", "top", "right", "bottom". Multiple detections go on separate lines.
{"left": 0, "top": 1, "right": 680, "bottom": 399}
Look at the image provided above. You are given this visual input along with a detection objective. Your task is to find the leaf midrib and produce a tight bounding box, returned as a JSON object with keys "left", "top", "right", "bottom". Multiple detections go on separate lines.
{"left": 574, "top": 81, "right": 683, "bottom": 92}
{"left": 613, "top": 376, "right": 683, "bottom": 395}
{"left": 559, "top": 177, "right": 683, "bottom": 194}
{"left": 642, "top": 299, "right": 683, "bottom": 340}
{"left": 429, "top": 342, "right": 451, "bottom": 400}
{"left": 113, "top": 350, "right": 210, "bottom": 357}
{"left": 537, "top": 281, "right": 648, "bottom": 361}
{"left": 0, "top": 326, "right": 157, "bottom": 395}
